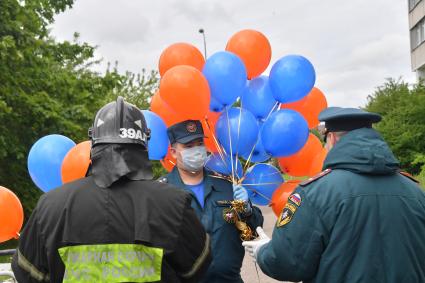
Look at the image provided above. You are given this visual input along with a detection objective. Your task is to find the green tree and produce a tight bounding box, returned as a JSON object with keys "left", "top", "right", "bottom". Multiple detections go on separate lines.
{"left": 365, "top": 79, "right": 425, "bottom": 175}
{"left": 0, "top": 0, "right": 161, "bottom": 225}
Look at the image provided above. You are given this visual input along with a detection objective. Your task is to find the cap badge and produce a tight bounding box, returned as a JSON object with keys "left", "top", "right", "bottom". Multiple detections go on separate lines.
{"left": 186, "top": 122, "right": 197, "bottom": 133}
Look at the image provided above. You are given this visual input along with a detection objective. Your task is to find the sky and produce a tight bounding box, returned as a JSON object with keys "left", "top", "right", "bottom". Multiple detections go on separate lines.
{"left": 51, "top": 0, "right": 415, "bottom": 107}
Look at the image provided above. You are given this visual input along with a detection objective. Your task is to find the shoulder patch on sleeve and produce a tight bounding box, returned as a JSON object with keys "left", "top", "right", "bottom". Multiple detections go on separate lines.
{"left": 288, "top": 193, "right": 302, "bottom": 206}
{"left": 276, "top": 202, "right": 298, "bottom": 227}
{"left": 399, "top": 171, "right": 419, "bottom": 183}
{"left": 300, "top": 169, "right": 332, "bottom": 187}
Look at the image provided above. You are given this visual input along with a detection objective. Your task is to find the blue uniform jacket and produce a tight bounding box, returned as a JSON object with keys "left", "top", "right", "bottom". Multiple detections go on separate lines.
{"left": 162, "top": 168, "right": 264, "bottom": 283}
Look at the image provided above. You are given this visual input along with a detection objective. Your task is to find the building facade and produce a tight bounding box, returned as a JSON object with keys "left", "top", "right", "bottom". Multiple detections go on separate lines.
{"left": 409, "top": 0, "right": 425, "bottom": 78}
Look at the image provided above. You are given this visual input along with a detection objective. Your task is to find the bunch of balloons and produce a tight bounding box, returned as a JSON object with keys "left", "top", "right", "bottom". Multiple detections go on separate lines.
{"left": 25, "top": 29, "right": 329, "bottom": 218}
{"left": 152, "top": 29, "right": 329, "bottom": 211}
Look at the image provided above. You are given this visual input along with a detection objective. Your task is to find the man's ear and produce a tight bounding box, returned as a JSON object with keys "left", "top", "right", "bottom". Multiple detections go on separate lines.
{"left": 325, "top": 133, "right": 334, "bottom": 151}
{"left": 170, "top": 145, "right": 178, "bottom": 159}
{"left": 331, "top": 132, "right": 338, "bottom": 146}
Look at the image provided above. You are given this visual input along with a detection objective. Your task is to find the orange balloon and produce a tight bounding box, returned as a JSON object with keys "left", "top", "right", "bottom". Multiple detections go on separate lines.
{"left": 161, "top": 147, "right": 176, "bottom": 172}
{"left": 0, "top": 186, "right": 23, "bottom": 242}
{"left": 226, "top": 29, "right": 272, "bottom": 79}
{"left": 150, "top": 91, "right": 186, "bottom": 127}
{"left": 159, "top": 65, "right": 210, "bottom": 120}
{"left": 202, "top": 111, "right": 221, "bottom": 153}
{"left": 61, "top": 141, "right": 91, "bottom": 184}
{"left": 278, "top": 134, "right": 323, "bottom": 177}
{"left": 159, "top": 43, "right": 205, "bottom": 77}
{"left": 309, "top": 147, "right": 328, "bottom": 176}
{"left": 270, "top": 180, "right": 301, "bottom": 217}
{"left": 281, "top": 87, "right": 328, "bottom": 129}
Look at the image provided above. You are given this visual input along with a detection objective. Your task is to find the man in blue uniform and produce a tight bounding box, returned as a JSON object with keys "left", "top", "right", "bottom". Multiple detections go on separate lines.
{"left": 243, "top": 107, "right": 425, "bottom": 283}
{"left": 160, "top": 120, "right": 264, "bottom": 283}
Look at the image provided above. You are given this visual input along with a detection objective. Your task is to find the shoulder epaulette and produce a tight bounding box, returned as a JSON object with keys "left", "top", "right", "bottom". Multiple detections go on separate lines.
{"left": 300, "top": 169, "right": 332, "bottom": 186}
{"left": 399, "top": 171, "right": 419, "bottom": 184}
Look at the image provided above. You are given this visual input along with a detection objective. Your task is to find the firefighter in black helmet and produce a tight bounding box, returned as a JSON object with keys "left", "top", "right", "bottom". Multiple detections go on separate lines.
{"left": 12, "top": 97, "right": 211, "bottom": 283}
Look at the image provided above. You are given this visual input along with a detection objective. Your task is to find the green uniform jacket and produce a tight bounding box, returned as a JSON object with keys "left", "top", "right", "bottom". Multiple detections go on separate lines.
{"left": 257, "top": 128, "right": 425, "bottom": 283}
{"left": 162, "top": 168, "right": 264, "bottom": 283}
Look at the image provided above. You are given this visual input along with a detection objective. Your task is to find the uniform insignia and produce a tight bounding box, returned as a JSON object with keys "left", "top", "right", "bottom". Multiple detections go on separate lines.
{"left": 288, "top": 193, "right": 302, "bottom": 206}
{"left": 134, "top": 120, "right": 142, "bottom": 129}
{"left": 277, "top": 207, "right": 294, "bottom": 227}
{"left": 222, "top": 208, "right": 236, "bottom": 223}
{"left": 285, "top": 203, "right": 297, "bottom": 213}
{"left": 300, "top": 168, "right": 332, "bottom": 186}
{"left": 399, "top": 171, "right": 420, "bottom": 184}
{"left": 186, "top": 122, "right": 197, "bottom": 133}
{"left": 276, "top": 202, "right": 298, "bottom": 227}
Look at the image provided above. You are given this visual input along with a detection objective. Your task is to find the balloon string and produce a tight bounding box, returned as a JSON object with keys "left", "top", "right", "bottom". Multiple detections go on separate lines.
{"left": 243, "top": 101, "right": 280, "bottom": 173}
{"left": 239, "top": 166, "right": 284, "bottom": 183}
{"left": 205, "top": 116, "right": 245, "bottom": 182}
{"left": 242, "top": 182, "right": 283, "bottom": 187}
{"left": 203, "top": 117, "right": 228, "bottom": 166}
{"left": 242, "top": 134, "right": 261, "bottom": 173}
{"left": 245, "top": 187, "right": 272, "bottom": 201}
{"left": 246, "top": 170, "right": 283, "bottom": 178}
{"left": 254, "top": 262, "right": 262, "bottom": 283}
{"left": 234, "top": 102, "right": 243, "bottom": 184}
{"left": 207, "top": 173, "right": 233, "bottom": 183}
{"left": 225, "top": 108, "right": 236, "bottom": 184}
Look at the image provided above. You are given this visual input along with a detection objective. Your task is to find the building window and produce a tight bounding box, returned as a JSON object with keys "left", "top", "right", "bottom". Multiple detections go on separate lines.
{"left": 411, "top": 18, "right": 425, "bottom": 50}
{"left": 409, "top": 0, "right": 422, "bottom": 11}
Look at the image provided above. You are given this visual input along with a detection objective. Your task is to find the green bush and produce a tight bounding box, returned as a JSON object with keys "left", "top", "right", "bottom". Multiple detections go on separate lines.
{"left": 365, "top": 79, "right": 425, "bottom": 175}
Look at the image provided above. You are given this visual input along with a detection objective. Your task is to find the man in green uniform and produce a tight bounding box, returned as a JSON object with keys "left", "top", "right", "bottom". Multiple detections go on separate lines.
{"left": 159, "top": 120, "right": 264, "bottom": 283}
{"left": 243, "top": 107, "right": 425, "bottom": 283}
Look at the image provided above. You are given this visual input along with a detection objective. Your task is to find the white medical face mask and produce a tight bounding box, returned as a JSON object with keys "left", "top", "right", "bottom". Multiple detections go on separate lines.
{"left": 180, "top": 146, "right": 207, "bottom": 172}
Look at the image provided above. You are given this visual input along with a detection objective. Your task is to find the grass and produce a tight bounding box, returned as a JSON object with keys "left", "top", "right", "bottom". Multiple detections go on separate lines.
{"left": 0, "top": 254, "right": 12, "bottom": 264}
{"left": 0, "top": 239, "right": 16, "bottom": 264}
{"left": 0, "top": 255, "right": 13, "bottom": 282}
{"left": 0, "top": 252, "right": 14, "bottom": 282}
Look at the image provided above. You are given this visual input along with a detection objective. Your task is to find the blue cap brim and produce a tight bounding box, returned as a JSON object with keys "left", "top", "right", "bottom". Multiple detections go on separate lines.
{"left": 175, "top": 134, "right": 205, "bottom": 144}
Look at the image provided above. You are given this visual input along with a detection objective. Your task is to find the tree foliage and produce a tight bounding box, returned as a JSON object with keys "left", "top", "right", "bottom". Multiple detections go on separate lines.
{"left": 0, "top": 0, "right": 161, "bottom": 222}
{"left": 365, "top": 78, "right": 425, "bottom": 176}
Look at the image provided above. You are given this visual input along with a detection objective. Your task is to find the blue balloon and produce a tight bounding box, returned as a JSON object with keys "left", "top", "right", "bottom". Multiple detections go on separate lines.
{"left": 241, "top": 138, "right": 271, "bottom": 163}
{"left": 241, "top": 76, "right": 277, "bottom": 120}
{"left": 205, "top": 153, "right": 243, "bottom": 179}
{"left": 142, "top": 110, "right": 169, "bottom": 160}
{"left": 261, "top": 109, "right": 309, "bottom": 157}
{"left": 241, "top": 119, "right": 270, "bottom": 162}
{"left": 242, "top": 164, "right": 284, "bottom": 206}
{"left": 215, "top": 107, "right": 259, "bottom": 156}
{"left": 210, "top": 96, "right": 225, "bottom": 112}
{"left": 269, "top": 55, "right": 316, "bottom": 103}
{"left": 27, "top": 134, "right": 76, "bottom": 192}
{"left": 203, "top": 51, "right": 247, "bottom": 106}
